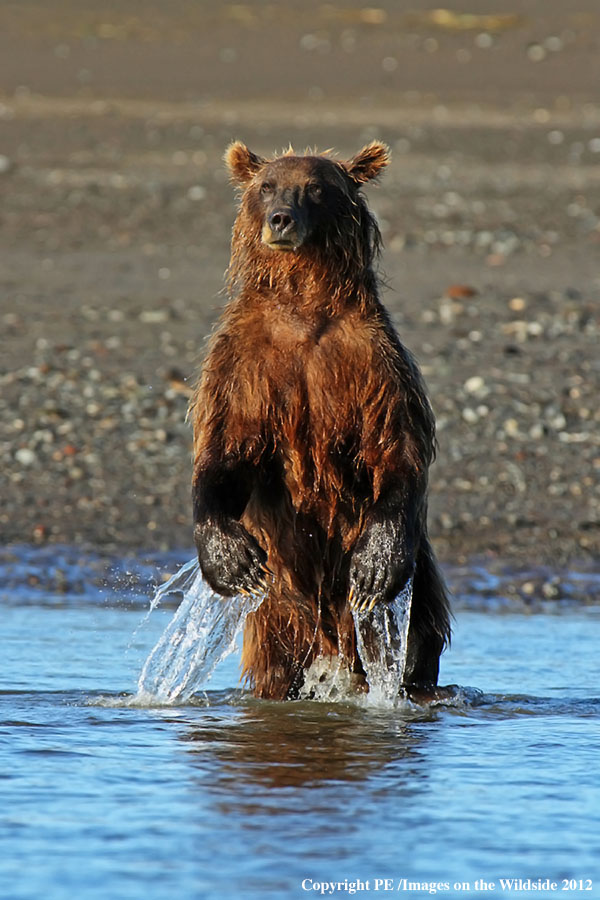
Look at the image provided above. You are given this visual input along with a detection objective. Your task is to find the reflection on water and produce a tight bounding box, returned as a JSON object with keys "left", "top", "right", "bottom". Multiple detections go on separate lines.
{"left": 179, "top": 700, "right": 421, "bottom": 789}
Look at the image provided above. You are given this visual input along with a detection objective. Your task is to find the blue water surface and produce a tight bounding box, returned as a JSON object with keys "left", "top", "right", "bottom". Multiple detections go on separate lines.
{"left": 1, "top": 556, "right": 599, "bottom": 900}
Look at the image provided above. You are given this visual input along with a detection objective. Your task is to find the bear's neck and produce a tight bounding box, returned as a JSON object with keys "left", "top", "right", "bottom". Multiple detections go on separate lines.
{"left": 228, "top": 251, "right": 379, "bottom": 317}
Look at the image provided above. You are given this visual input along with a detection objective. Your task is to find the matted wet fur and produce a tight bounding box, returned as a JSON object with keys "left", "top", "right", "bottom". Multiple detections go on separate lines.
{"left": 189, "top": 141, "right": 451, "bottom": 700}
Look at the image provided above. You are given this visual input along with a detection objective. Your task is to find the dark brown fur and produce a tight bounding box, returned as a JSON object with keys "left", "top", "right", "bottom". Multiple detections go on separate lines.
{"left": 189, "top": 141, "right": 451, "bottom": 700}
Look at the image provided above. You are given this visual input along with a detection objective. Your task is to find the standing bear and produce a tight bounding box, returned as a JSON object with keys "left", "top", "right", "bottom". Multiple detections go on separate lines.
{"left": 188, "top": 141, "right": 451, "bottom": 700}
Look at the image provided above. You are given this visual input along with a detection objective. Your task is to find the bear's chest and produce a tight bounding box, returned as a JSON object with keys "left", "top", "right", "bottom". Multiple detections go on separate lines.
{"left": 245, "top": 308, "right": 377, "bottom": 412}
{"left": 233, "top": 312, "right": 379, "bottom": 519}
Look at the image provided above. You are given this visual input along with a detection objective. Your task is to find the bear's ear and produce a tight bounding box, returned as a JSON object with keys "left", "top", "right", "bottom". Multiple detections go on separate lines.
{"left": 225, "top": 141, "right": 267, "bottom": 185}
{"left": 344, "top": 141, "right": 390, "bottom": 184}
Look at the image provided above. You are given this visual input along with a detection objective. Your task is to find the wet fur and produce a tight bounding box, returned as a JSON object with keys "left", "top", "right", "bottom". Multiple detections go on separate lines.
{"left": 189, "top": 142, "right": 451, "bottom": 699}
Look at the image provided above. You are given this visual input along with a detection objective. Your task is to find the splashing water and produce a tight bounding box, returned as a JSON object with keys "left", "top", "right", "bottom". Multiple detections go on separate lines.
{"left": 298, "top": 655, "right": 362, "bottom": 702}
{"left": 137, "top": 558, "right": 264, "bottom": 703}
{"left": 146, "top": 556, "right": 201, "bottom": 616}
{"left": 137, "top": 557, "right": 412, "bottom": 706}
{"left": 352, "top": 578, "right": 413, "bottom": 706}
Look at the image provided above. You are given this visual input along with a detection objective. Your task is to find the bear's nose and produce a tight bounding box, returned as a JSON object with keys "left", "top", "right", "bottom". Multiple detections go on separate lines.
{"left": 268, "top": 210, "right": 295, "bottom": 235}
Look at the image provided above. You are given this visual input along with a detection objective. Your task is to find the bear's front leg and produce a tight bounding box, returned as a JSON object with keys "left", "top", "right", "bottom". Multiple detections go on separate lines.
{"left": 193, "top": 466, "right": 268, "bottom": 597}
{"left": 348, "top": 492, "right": 416, "bottom": 613}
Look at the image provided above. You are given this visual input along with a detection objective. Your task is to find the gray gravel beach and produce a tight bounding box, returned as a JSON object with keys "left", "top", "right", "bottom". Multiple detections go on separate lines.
{"left": 1, "top": 0, "right": 599, "bottom": 573}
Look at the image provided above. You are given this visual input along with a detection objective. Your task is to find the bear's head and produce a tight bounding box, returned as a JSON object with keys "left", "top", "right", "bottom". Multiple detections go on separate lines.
{"left": 224, "top": 142, "right": 389, "bottom": 268}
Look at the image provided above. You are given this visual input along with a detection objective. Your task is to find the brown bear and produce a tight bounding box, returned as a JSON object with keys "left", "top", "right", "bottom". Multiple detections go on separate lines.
{"left": 188, "top": 141, "right": 451, "bottom": 700}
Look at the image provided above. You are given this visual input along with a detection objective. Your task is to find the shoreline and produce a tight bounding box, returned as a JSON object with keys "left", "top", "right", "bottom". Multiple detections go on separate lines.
{"left": 1, "top": 541, "right": 599, "bottom": 609}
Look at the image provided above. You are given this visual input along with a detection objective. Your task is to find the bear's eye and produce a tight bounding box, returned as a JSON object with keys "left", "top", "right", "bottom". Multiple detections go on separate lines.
{"left": 260, "top": 182, "right": 275, "bottom": 196}
{"left": 307, "top": 183, "right": 323, "bottom": 201}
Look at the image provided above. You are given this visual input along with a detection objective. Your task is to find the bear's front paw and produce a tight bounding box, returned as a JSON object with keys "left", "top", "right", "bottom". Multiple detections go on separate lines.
{"left": 348, "top": 521, "right": 412, "bottom": 613}
{"left": 194, "top": 520, "right": 268, "bottom": 598}
{"left": 348, "top": 558, "right": 397, "bottom": 614}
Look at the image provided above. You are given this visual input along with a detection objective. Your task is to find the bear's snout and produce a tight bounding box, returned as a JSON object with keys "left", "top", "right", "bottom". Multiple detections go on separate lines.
{"left": 268, "top": 209, "right": 294, "bottom": 235}
{"left": 262, "top": 206, "right": 307, "bottom": 251}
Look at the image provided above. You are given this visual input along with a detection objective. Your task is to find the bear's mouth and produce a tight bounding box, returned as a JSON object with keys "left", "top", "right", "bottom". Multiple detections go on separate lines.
{"left": 261, "top": 222, "right": 306, "bottom": 252}
{"left": 264, "top": 238, "right": 298, "bottom": 251}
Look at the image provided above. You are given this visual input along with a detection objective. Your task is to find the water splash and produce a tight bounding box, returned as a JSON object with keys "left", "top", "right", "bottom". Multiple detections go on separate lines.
{"left": 352, "top": 578, "right": 413, "bottom": 706}
{"left": 298, "top": 655, "right": 363, "bottom": 702}
{"left": 137, "top": 558, "right": 264, "bottom": 704}
{"left": 147, "top": 556, "right": 200, "bottom": 615}
{"left": 137, "top": 559, "right": 412, "bottom": 706}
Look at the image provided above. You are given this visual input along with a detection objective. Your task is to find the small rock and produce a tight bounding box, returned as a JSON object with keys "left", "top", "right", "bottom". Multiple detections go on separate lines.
{"left": 474, "top": 33, "right": 494, "bottom": 50}
{"left": 187, "top": 185, "right": 207, "bottom": 201}
{"left": 32, "top": 524, "right": 48, "bottom": 543}
{"left": 139, "top": 310, "right": 169, "bottom": 323}
{"left": 446, "top": 284, "right": 477, "bottom": 300}
{"left": 509, "top": 297, "right": 526, "bottom": 312}
{"left": 527, "top": 43, "right": 546, "bottom": 62}
{"left": 15, "top": 447, "right": 36, "bottom": 466}
{"left": 464, "top": 375, "right": 485, "bottom": 395}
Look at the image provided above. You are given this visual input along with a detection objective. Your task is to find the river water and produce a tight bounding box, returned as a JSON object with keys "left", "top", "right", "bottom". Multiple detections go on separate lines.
{"left": 1, "top": 548, "right": 599, "bottom": 900}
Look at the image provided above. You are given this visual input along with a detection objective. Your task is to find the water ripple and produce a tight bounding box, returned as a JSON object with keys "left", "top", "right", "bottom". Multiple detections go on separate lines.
{"left": 5, "top": 686, "right": 591, "bottom": 722}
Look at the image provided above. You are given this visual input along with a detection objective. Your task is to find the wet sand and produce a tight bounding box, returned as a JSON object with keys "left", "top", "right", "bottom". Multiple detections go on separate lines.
{"left": 1, "top": 0, "right": 599, "bottom": 568}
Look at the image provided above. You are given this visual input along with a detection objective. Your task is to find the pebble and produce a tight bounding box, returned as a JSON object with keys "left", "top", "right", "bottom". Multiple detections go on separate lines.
{"left": 474, "top": 33, "right": 493, "bottom": 50}
{"left": 15, "top": 448, "right": 37, "bottom": 466}
{"left": 187, "top": 185, "right": 207, "bottom": 201}
{"left": 139, "top": 310, "right": 169, "bottom": 323}
{"left": 508, "top": 297, "right": 526, "bottom": 312}
{"left": 464, "top": 375, "right": 486, "bottom": 395}
{"left": 527, "top": 43, "right": 546, "bottom": 62}
{"left": 462, "top": 407, "right": 479, "bottom": 424}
